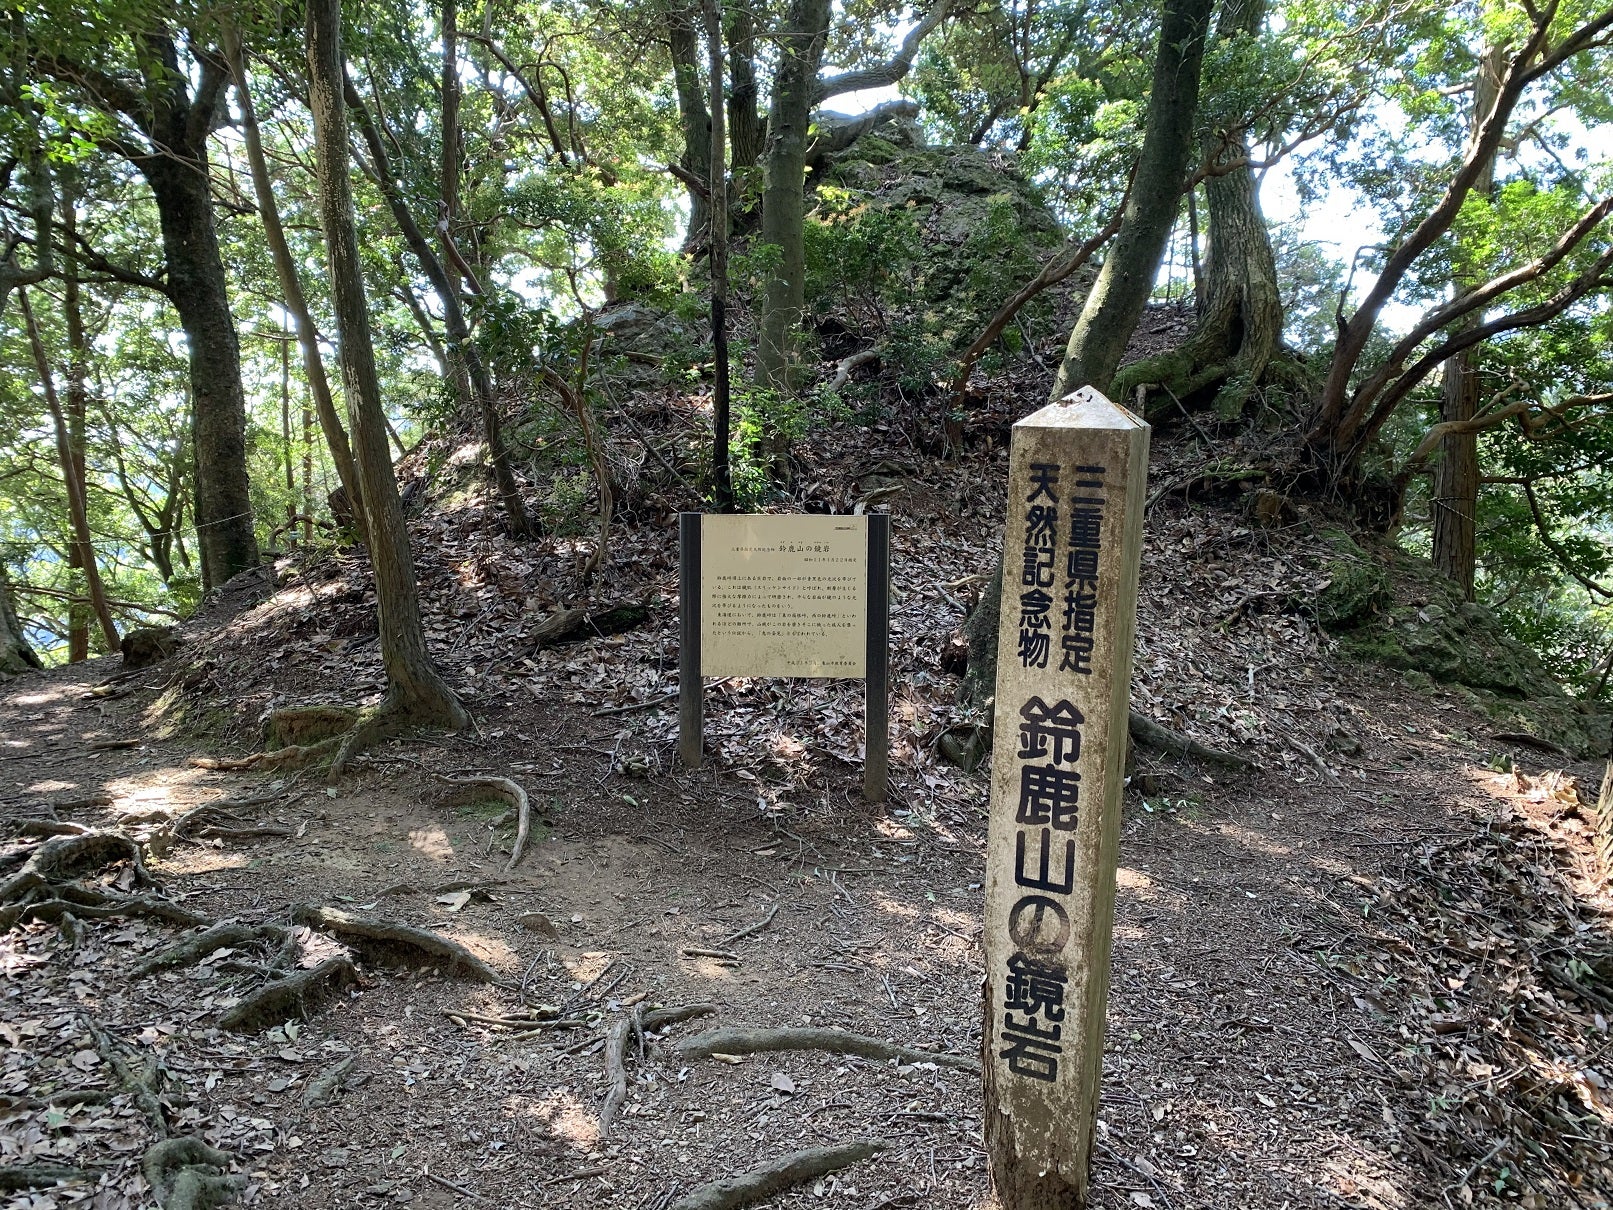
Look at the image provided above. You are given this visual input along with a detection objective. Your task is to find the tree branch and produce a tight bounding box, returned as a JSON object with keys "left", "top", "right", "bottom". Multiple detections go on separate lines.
{"left": 813, "top": 0, "right": 951, "bottom": 102}
{"left": 1521, "top": 480, "right": 1612, "bottom": 600}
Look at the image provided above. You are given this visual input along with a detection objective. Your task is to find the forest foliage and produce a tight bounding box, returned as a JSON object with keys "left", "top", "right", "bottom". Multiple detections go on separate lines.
{"left": 0, "top": 0, "right": 1609, "bottom": 702}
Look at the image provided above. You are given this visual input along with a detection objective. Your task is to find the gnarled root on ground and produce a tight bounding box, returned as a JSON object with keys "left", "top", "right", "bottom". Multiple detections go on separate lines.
{"left": 136, "top": 921, "right": 291, "bottom": 977}
{"left": 141, "top": 1137, "right": 243, "bottom": 1210}
{"left": 219, "top": 956, "right": 358, "bottom": 1033}
{"left": 1128, "top": 709, "right": 1256, "bottom": 770}
{"left": 665, "top": 1025, "right": 979, "bottom": 1072}
{"left": 0, "top": 831, "right": 147, "bottom": 905}
{"left": 667, "top": 1142, "right": 888, "bottom": 1210}
{"left": 292, "top": 905, "right": 496, "bottom": 981}
{"left": 599, "top": 1004, "right": 645, "bottom": 1137}
{"left": 437, "top": 776, "right": 531, "bottom": 871}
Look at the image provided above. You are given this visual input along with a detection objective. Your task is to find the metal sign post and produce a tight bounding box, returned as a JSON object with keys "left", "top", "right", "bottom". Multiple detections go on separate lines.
{"left": 981, "top": 387, "right": 1149, "bottom": 1208}
{"left": 678, "top": 512, "right": 889, "bottom": 802}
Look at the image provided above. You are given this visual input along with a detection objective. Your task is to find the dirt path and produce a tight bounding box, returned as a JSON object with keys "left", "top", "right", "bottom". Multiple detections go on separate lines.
{"left": 3, "top": 643, "right": 1607, "bottom": 1210}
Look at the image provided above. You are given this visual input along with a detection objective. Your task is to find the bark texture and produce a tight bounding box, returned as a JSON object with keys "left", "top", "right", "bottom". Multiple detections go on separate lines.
{"left": 306, "top": 0, "right": 469, "bottom": 731}
{"left": 129, "top": 49, "right": 260, "bottom": 590}
{"left": 705, "top": 0, "right": 734, "bottom": 510}
{"left": 1432, "top": 48, "right": 1504, "bottom": 600}
{"left": 755, "top": 0, "right": 831, "bottom": 393}
{"left": 0, "top": 566, "right": 42, "bottom": 676}
{"left": 670, "top": 7, "right": 712, "bottom": 249}
{"left": 1111, "top": 0, "right": 1288, "bottom": 418}
{"left": 1048, "top": 0, "right": 1216, "bottom": 400}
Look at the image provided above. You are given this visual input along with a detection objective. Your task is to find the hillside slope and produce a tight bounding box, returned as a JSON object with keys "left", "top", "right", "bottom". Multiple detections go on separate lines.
{"left": 3, "top": 405, "right": 1611, "bottom": 1210}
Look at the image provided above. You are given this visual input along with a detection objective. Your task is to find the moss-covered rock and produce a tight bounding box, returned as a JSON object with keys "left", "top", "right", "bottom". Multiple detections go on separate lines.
{"left": 1310, "top": 533, "right": 1611, "bottom": 756}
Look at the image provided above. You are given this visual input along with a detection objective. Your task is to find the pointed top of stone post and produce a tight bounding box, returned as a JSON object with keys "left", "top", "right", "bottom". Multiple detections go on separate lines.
{"left": 1019, "top": 385, "right": 1146, "bottom": 431}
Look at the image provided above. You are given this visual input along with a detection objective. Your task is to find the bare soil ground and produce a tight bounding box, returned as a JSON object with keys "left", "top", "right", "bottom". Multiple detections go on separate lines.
{"left": 3, "top": 420, "right": 1610, "bottom": 1210}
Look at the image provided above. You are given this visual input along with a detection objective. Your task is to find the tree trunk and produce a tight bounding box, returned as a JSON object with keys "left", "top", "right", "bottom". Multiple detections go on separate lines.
{"left": 345, "top": 79, "right": 534, "bottom": 538}
{"left": 227, "top": 31, "right": 367, "bottom": 540}
{"left": 0, "top": 565, "right": 43, "bottom": 676}
{"left": 705, "top": 0, "right": 734, "bottom": 511}
{"left": 62, "top": 190, "right": 91, "bottom": 661}
{"left": 755, "top": 0, "right": 831, "bottom": 394}
{"left": 306, "top": 0, "right": 468, "bottom": 731}
{"left": 727, "top": 3, "right": 766, "bottom": 173}
{"left": 1047, "top": 0, "right": 1215, "bottom": 400}
{"left": 670, "top": 6, "right": 712, "bottom": 250}
{"left": 19, "top": 289, "right": 120, "bottom": 653}
{"left": 1431, "top": 48, "right": 1504, "bottom": 600}
{"left": 137, "top": 144, "right": 259, "bottom": 592}
{"left": 1110, "top": 0, "right": 1285, "bottom": 418}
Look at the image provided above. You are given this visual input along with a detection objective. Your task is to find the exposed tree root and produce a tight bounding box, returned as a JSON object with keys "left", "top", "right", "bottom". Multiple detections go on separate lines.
{"left": 528, "top": 602, "right": 651, "bottom": 650}
{"left": 0, "top": 1163, "right": 95, "bottom": 1192}
{"left": 643, "top": 1004, "right": 719, "bottom": 1031}
{"left": 141, "top": 1137, "right": 242, "bottom": 1210}
{"left": 438, "top": 776, "right": 531, "bottom": 871}
{"left": 0, "top": 831, "right": 146, "bottom": 904}
{"left": 666, "top": 1026, "right": 979, "bottom": 1072}
{"left": 218, "top": 956, "right": 358, "bottom": 1033}
{"left": 136, "top": 921, "right": 290, "bottom": 977}
{"left": 666, "top": 1141, "right": 888, "bottom": 1210}
{"left": 599, "top": 1004, "right": 645, "bottom": 1137}
{"left": 1128, "top": 709, "right": 1256, "bottom": 770}
{"left": 191, "top": 737, "right": 342, "bottom": 774}
{"left": 265, "top": 706, "right": 360, "bottom": 749}
{"left": 84, "top": 1018, "right": 168, "bottom": 1133}
{"left": 292, "top": 905, "right": 497, "bottom": 981}
{"left": 9, "top": 892, "right": 208, "bottom": 931}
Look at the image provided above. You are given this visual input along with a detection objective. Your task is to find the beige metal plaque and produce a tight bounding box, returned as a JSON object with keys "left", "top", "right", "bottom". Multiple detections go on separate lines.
{"left": 699, "top": 514, "right": 868, "bottom": 678}
{"left": 982, "top": 387, "right": 1149, "bottom": 1207}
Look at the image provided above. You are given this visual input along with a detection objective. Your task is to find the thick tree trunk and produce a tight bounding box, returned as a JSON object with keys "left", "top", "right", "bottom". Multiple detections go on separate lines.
{"left": 19, "top": 289, "right": 119, "bottom": 653}
{"left": 0, "top": 565, "right": 42, "bottom": 676}
{"left": 1047, "top": 0, "right": 1215, "bottom": 400}
{"left": 137, "top": 150, "right": 259, "bottom": 591}
{"left": 756, "top": 0, "right": 831, "bottom": 393}
{"left": 670, "top": 7, "right": 712, "bottom": 250}
{"left": 727, "top": 4, "right": 766, "bottom": 173}
{"left": 1111, "top": 0, "right": 1285, "bottom": 418}
{"left": 1431, "top": 49, "right": 1503, "bottom": 600}
{"left": 306, "top": 0, "right": 468, "bottom": 731}
{"left": 227, "top": 33, "right": 366, "bottom": 540}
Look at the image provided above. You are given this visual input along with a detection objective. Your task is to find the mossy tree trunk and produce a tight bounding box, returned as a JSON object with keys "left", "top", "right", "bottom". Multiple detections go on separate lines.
{"left": 1047, "top": 0, "right": 1216, "bottom": 400}
{"left": 306, "top": 0, "right": 469, "bottom": 733}
{"left": 1431, "top": 48, "right": 1503, "bottom": 601}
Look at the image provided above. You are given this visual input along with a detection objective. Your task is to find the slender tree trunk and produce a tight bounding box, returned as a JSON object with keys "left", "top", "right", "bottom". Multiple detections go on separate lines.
{"left": 20, "top": 289, "right": 119, "bottom": 653}
{"left": 137, "top": 148, "right": 259, "bottom": 591}
{"left": 227, "top": 32, "right": 367, "bottom": 538}
{"left": 1432, "top": 48, "right": 1504, "bottom": 600}
{"left": 306, "top": 0, "right": 468, "bottom": 731}
{"left": 345, "top": 80, "right": 533, "bottom": 537}
{"left": 670, "top": 6, "right": 712, "bottom": 249}
{"left": 1047, "top": 0, "right": 1215, "bottom": 399}
{"left": 62, "top": 189, "right": 91, "bottom": 661}
{"left": 705, "top": 0, "right": 734, "bottom": 510}
{"left": 756, "top": 0, "right": 831, "bottom": 393}
{"left": 0, "top": 565, "right": 43, "bottom": 675}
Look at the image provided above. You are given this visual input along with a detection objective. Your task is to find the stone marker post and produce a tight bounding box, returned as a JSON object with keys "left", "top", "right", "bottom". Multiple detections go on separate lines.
{"left": 982, "top": 387, "right": 1149, "bottom": 1208}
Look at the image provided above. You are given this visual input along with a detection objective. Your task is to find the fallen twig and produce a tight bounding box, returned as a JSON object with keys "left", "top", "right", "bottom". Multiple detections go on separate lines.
{"left": 718, "top": 902, "right": 778, "bottom": 947}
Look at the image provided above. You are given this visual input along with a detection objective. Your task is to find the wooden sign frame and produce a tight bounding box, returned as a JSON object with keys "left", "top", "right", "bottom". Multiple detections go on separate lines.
{"left": 677, "top": 512, "right": 889, "bottom": 802}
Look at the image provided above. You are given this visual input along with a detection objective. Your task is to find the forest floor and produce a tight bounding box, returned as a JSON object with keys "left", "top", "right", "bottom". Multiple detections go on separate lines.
{"left": 3, "top": 401, "right": 1612, "bottom": 1210}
